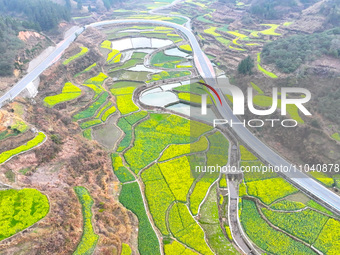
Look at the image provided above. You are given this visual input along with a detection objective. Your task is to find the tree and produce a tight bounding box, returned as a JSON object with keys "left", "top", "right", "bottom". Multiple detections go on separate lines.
{"left": 77, "top": 0, "right": 83, "bottom": 10}
{"left": 238, "top": 56, "right": 254, "bottom": 75}
{"left": 65, "top": 0, "right": 71, "bottom": 9}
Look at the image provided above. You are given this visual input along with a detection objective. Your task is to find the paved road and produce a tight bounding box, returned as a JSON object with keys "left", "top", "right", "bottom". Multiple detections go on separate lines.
{"left": 228, "top": 181, "right": 257, "bottom": 255}
{"left": 1, "top": 17, "right": 340, "bottom": 214}
{"left": 0, "top": 27, "right": 85, "bottom": 108}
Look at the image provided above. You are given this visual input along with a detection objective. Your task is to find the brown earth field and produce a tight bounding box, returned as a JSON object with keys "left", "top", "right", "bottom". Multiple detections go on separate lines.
{"left": 0, "top": 28, "right": 139, "bottom": 255}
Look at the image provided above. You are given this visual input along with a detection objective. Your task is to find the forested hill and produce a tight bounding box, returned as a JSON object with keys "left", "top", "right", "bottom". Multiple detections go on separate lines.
{"left": 0, "top": 0, "right": 70, "bottom": 31}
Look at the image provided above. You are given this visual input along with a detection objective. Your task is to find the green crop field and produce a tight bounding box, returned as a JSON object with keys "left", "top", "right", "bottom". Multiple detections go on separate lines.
{"left": 252, "top": 94, "right": 304, "bottom": 123}
{"left": 95, "top": 101, "right": 112, "bottom": 118}
{"left": 159, "top": 136, "right": 208, "bottom": 162}
{"left": 270, "top": 200, "right": 306, "bottom": 211}
{"left": 117, "top": 117, "right": 133, "bottom": 152}
{"left": 83, "top": 129, "right": 92, "bottom": 140}
{"left": 314, "top": 218, "right": 340, "bottom": 254}
{"left": 124, "top": 114, "right": 212, "bottom": 172}
{"left": 73, "top": 92, "right": 109, "bottom": 120}
{"left": 119, "top": 182, "right": 160, "bottom": 255}
{"left": 109, "top": 59, "right": 140, "bottom": 72}
{"left": 240, "top": 145, "right": 258, "bottom": 161}
{"left": 112, "top": 81, "right": 143, "bottom": 89}
{"left": 257, "top": 53, "right": 278, "bottom": 78}
{"left": 178, "top": 92, "right": 212, "bottom": 104}
{"left": 227, "top": 31, "right": 247, "bottom": 39}
{"left": 0, "top": 132, "right": 46, "bottom": 164}
{"left": 331, "top": 132, "right": 340, "bottom": 141}
{"left": 216, "top": 37, "right": 230, "bottom": 47}
{"left": 246, "top": 178, "right": 298, "bottom": 204}
{"left": 82, "top": 72, "right": 108, "bottom": 99}
{"left": 0, "top": 189, "right": 49, "bottom": 241}
{"left": 179, "top": 44, "right": 192, "bottom": 52}
{"left": 199, "top": 185, "right": 239, "bottom": 254}
{"left": 262, "top": 208, "right": 329, "bottom": 244}
{"left": 124, "top": 111, "right": 148, "bottom": 125}
{"left": 74, "top": 63, "right": 97, "bottom": 78}
{"left": 63, "top": 47, "right": 88, "bottom": 65}
{"left": 240, "top": 200, "right": 316, "bottom": 255}
{"left": 116, "top": 94, "right": 139, "bottom": 115}
{"left": 169, "top": 202, "right": 214, "bottom": 255}
{"left": 141, "top": 164, "right": 176, "bottom": 235}
{"left": 79, "top": 119, "right": 102, "bottom": 129}
{"left": 189, "top": 177, "right": 215, "bottom": 215}
{"left": 111, "top": 153, "right": 135, "bottom": 183}
{"left": 196, "top": 15, "right": 214, "bottom": 24}
{"left": 164, "top": 240, "right": 197, "bottom": 254}
{"left": 206, "top": 132, "right": 229, "bottom": 167}
{"left": 204, "top": 27, "right": 221, "bottom": 37}
{"left": 174, "top": 83, "right": 207, "bottom": 94}
{"left": 121, "top": 243, "right": 132, "bottom": 255}
{"left": 306, "top": 200, "right": 333, "bottom": 216}
{"left": 151, "top": 51, "right": 186, "bottom": 67}
{"left": 73, "top": 187, "right": 99, "bottom": 255}
{"left": 101, "top": 106, "right": 116, "bottom": 122}
{"left": 259, "top": 24, "right": 281, "bottom": 36}
{"left": 44, "top": 82, "right": 81, "bottom": 107}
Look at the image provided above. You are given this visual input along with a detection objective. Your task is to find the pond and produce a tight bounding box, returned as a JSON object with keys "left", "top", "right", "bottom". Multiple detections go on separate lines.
{"left": 140, "top": 90, "right": 179, "bottom": 107}
{"left": 111, "top": 37, "right": 173, "bottom": 51}
{"left": 166, "top": 103, "right": 218, "bottom": 123}
{"left": 164, "top": 47, "right": 190, "bottom": 58}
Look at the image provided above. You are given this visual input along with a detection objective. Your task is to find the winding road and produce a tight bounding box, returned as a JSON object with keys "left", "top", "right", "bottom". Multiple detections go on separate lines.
{"left": 1, "top": 12, "right": 340, "bottom": 215}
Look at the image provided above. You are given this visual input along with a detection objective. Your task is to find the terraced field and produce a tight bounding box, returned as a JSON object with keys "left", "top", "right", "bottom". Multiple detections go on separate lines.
{"left": 0, "top": 189, "right": 49, "bottom": 241}
{"left": 239, "top": 146, "right": 340, "bottom": 254}
{"left": 3, "top": 11, "right": 338, "bottom": 255}
{"left": 73, "top": 187, "right": 99, "bottom": 255}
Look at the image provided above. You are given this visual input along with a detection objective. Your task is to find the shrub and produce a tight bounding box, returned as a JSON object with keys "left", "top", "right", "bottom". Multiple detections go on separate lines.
{"left": 238, "top": 56, "right": 254, "bottom": 75}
